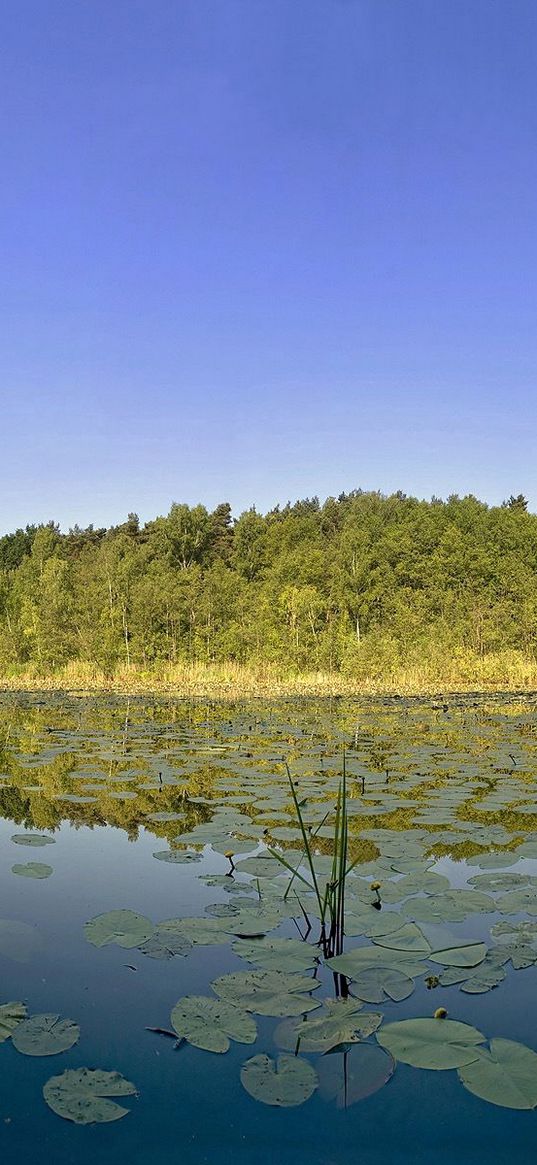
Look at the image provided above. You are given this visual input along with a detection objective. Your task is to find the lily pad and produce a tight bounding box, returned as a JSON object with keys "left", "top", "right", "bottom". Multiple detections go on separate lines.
{"left": 377, "top": 1018, "right": 485, "bottom": 1069}
{"left": 12, "top": 862, "right": 53, "bottom": 879}
{"left": 137, "top": 925, "right": 193, "bottom": 960}
{"left": 231, "top": 937, "right": 319, "bottom": 972}
{"left": 0, "top": 1001, "right": 27, "bottom": 1042}
{"left": 274, "top": 1002, "right": 382, "bottom": 1053}
{"left": 241, "top": 1053, "right": 318, "bottom": 1107}
{"left": 84, "top": 910, "right": 154, "bottom": 949}
{"left": 429, "top": 942, "right": 487, "bottom": 968}
{"left": 12, "top": 1014, "right": 80, "bottom": 1056}
{"left": 152, "top": 850, "right": 202, "bottom": 864}
{"left": 350, "top": 966, "right": 415, "bottom": 1004}
{"left": 170, "top": 995, "right": 256, "bottom": 1053}
{"left": 160, "top": 916, "right": 230, "bottom": 946}
{"left": 11, "top": 834, "right": 55, "bottom": 847}
{"left": 372, "top": 922, "right": 431, "bottom": 954}
{"left": 458, "top": 1038, "right": 537, "bottom": 1109}
{"left": 212, "top": 969, "right": 321, "bottom": 1017}
{"left": 43, "top": 1067, "right": 137, "bottom": 1124}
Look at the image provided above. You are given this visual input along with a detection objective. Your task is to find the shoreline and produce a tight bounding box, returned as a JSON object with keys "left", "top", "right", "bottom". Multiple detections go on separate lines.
{"left": 1, "top": 661, "right": 537, "bottom": 699}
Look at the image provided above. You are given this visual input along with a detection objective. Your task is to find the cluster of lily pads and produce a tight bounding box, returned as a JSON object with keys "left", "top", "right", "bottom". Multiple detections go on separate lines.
{"left": 81, "top": 817, "right": 537, "bottom": 1113}
{"left": 10, "top": 831, "right": 55, "bottom": 879}
{"left": 6, "top": 693, "right": 537, "bottom": 1123}
{"left": 0, "top": 1000, "right": 137, "bottom": 1124}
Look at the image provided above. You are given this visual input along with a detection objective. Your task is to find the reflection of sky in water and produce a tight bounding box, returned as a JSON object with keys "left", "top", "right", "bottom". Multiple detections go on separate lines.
{"left": 0, "top": 695, "right": 537, "bottom": 1163}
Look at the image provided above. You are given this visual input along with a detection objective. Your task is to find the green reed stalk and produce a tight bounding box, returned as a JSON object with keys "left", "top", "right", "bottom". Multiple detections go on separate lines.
{"left": 269, "top": 755, "right": 351, "bottom": 975}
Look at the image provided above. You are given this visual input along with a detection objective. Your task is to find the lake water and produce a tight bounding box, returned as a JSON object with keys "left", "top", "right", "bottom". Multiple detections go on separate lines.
{"left": 1, "top": 691, "right": 537, "bottom": 1165}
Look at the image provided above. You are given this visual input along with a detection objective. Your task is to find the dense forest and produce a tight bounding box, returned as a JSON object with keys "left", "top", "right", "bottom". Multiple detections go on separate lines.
{"left": 0, "top": 490, "right": 535, "bottom": 686}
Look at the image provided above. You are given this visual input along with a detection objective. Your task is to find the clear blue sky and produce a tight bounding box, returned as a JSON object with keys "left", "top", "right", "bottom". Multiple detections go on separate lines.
{"left": 1, "top": 0, "right": 537, "bottom": 532}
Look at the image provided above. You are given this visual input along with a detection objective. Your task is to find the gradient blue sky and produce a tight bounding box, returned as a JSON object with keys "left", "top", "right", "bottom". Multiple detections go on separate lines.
{"left": 1, "top": 0, "right": 537, "bottom": 532}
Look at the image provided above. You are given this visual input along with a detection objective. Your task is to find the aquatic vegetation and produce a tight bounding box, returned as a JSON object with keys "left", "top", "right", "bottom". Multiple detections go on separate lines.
{"left": 4, "top": 692, "right": 537, "bottom": 1140}
{"left": 170, "top": 996, "right": 257, "bottom": 1053}
{"left": 377, "top": 1018, "right": 486, "bottom": 1070}
{"left": 12, "top": 1014, "right": 80, "bottom": 1056}
{"left": 240, "top": 1054, "right": 318, "bottom": 1107}
{"left": 0, "top": 1001, "right": 27, "bottom": 1041}
{"left": 12, "top": 862, "right": 53, "bottom": 878}
{"left": 84, "top": 910, "right": 154, "bottom": 949}
{"left": 457, "top": 1040, "right": 537, "bottom": 1110}
{"left": 43, "top": 1068, "right": 138, "bottom": 1124}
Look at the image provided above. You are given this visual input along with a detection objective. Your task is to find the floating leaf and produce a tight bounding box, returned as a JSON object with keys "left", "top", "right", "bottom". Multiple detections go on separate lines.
{"left": 496, "top": 889, "right": 537, "bottom": 916}
{"left": 212, "top": 969, "right": 321, "bottom": 1016}
{"left": 429, "top": 942, "right": 487, "bottom": 968}
{"left": 460, "top": 966, "right": 506, "bottom": 994}
{"left": 11, "top": 834, "right": 55, "bottom": 847}
{"left": 12, "top": 862, "right": 53, "bottom": 879}
{"left": 12, "top": 1014, "right": 79, "bottom": 1056}
{"left": 377, "top": 1018, "right": 485, "bottom": 1069}
{"left": 458, "top": 1039, "right": 537, "bottom": 1109}
{"left": 160, "top": 916, "right": 230, "bottom": 946}
{"left": 170, "top": 995, "right": 256, "bottom": 1053}
{"left": 317, "top": 1044, "right": 395, "bottom": 1107}
{"left": 137, "top": 925, "right": 192, "bottom": 960}
{"left": 235, "top": 855, "right": 280, "bottom": 878}
{"left": 274, "top": 1002, "right": 381, "bottom": 1053}
{"left": 241, "top": 1053, "right": 317, "bottom": 1107}
{"left": 372, "top": 923, "right": 431, "bottom": 954}
{"left": 231, "top": 937, "right": 319, "bottom": 973}
{"left": 43, "top": 1067, "right": 137, "bottom": 1124}
{"left": 152, "top": 850, "right": 201, "bottom": 864}
{"left": 326, "top": 946, "right": 427, "bottom": 981}
{"left": 84, "top": 910, "right": 154, "bottom": 949}
{"left": 350, "top": 967, "right": 415, "bottom": 1004}
{"left": 0, "top": 1001, "right": 27, "bottom": 1042}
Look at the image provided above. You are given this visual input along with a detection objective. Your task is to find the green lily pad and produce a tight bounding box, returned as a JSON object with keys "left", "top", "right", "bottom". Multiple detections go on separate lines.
{"left": 274, "top": 1002, "right": 382, "bottom": 1053}
{"left": 460, "top": 965, "right": 506, "bottom": 994}
{"left": 84, "top": 910, "right": 154, "bottom": 949}
{"left": 152, "top": 850, "right": 202, "bottom": 864}
{"left": 350, "top": 966, "right": 415, "bottom": 1004}
{"left": 372, "top": 922, "right": 431, "bottom": 954}
{"left": 496, "top": 889, "right": 537, "bottom": 915}
{"left": 12, "top": 1014, "right": 80, "bottom": 1056}
{"left": 170, "top": 995, "right": 256, "bottom": 1053}
{"left": 43, "top": 1067, "right": 137, "bottom": 1124}
{"left": 11, "top": 834, "right": 55, "bottom": 847}
{"left": 317, "top": 1044, "right": 395, "bottom": 1107}
{"left": 210, "top": 839, "right": 255, "bottom": 856}
{"left": 430, "top": 942, "right": 487, "bottom": 968}
{"left": 160, "top": 916, "right": 230, "bottom": 946}
{"left": 240, "top": 1053, "right": 318, "bottom": 1107}
{"left": 458, "top": 1038, "right": 537, "bottom": 1109}
{"left": 326, "top": 946, "right": 427, "bottom": 981}
{"left": 0, "top": 1001, "right": 27, "bottom": 1041}
{"left": 12, "top": 862, "right": 53, "bottom": 879}
{"left": 231, "top": 937, "right": 320, "bottom": 972}
{"left": 137, "top": 925, "right": 192, "bottom": 960}
{"left": 212, "top": 969, "right": 321, "bottom": 1016}
{"left": 223, "top": 907, "right": 284, "bottom": 937}
{"left": 205, "top": 903, "right": 240, "bottom": 918}
{"left": 235, "top": 855, "right": 280, "bottom": 878}
{"left": 377, "top": 1018, "right": 485, "bottom": 1069}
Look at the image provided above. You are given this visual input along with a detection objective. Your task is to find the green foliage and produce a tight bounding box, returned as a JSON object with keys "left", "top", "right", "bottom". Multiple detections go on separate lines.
{"left": 2, "top": 491, "right": 537, "bottom": 678}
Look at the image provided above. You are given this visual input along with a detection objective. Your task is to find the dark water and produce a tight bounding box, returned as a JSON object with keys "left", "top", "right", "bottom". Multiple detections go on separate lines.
{"left": 1, "top": 692, "right": 537, "bottom": 1165}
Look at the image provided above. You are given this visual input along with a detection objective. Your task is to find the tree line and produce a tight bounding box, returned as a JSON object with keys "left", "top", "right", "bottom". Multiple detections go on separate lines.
{"left": 0, "top": 490, "right": 534, "bottom": 678}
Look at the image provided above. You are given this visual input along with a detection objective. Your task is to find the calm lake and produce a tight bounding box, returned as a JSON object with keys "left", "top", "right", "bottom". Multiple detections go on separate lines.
{"left": 1, "top": 691, "right": 537, "bottom": 1165}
